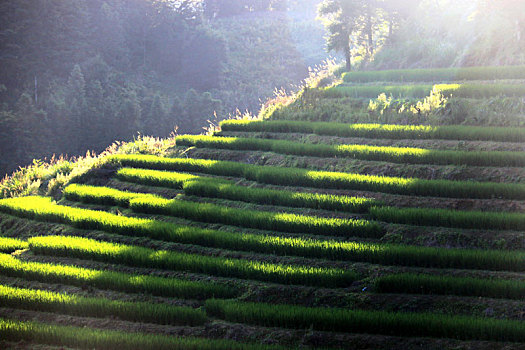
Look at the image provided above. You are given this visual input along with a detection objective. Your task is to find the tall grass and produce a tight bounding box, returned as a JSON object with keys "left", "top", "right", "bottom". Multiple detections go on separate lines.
{"left": 115, "top": 168, "right": 379, "bottom": 213}
{"left": 342, "top": 65, "right": 525, "bottom": 83}
{"left": 0, "top": 284, "right": 207, "bottom": 326}
{"left": 64, "top": 183, "right": 161, "bottom": 207}
{"left": 0, "top": 253, "right": 236, "bottom": 299}
{"left": 28, "top": 236, "right": 357, "bottom": 288}
{"left": 219, "top": 120, "right": 525, "bottom": 143}
{"left": 116, "top": 167, "right": 200, "bottom": 189}
{"left": 375, "top": 273, "right": 525, "bottom": 300}
{"left": 370, "top": 206, "right": 525, "bottom": 231}
{"left": 0, "top": 237, "right": 28, "bottom": 253}
{"left": 205, "top": 299, "right": 525, "bottom": 342}
{"left": 0, "top": 318, "right": 290, "bottom": 350}
{"left": 323, "top": 83, "right": 525, "bottom": 99}
{"left": 176, "top": 135, "right": 525, "bottom": 167}
{"left": 110, "top": 155, "right": 525, "bottom": 200}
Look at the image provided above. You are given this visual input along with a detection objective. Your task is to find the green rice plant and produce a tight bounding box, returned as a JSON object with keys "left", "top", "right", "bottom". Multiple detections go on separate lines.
{"left": 1, "top": 196, "right": 522, "bottom": 272}
{"left": 0, "top": 318, "right": 291, "bottom": 350}
{"left": 205, "top": 299, "right": 525, "bottom": 342}
{"left": 375, "top": 273, "right": 525, "bottom": 300}
{"left": 112, "top": 168, "right": 378, "bottom": 213}
{"left": 369, "top": 206, "right": 525, "bottom": 231}
{"left": 0, "top": 253, "right": 236, "bottom": 299}
{"left": 176, "top": 135, "right": 525, "bottom": 167}
{"left": 64, "top": 183, "right": 161, "bottom": 207}
{"left": 0, "top": 237, "right": 28, "bottom": 253}
{"left": 219, "top": 120, "right": 525, "bottom": 143}
{"left": 0, "top": 284, "right": 207, "bottom": 326}
{"left": 28, "top": 236, "right": 357, "bottom": 288}
{"left": 342, "top": 65, "right": 525, "bottom": 83}
{"left": 116, "top": 167, "right": 201, "bottom": 189}
{"left": 129, "top": 196, "right": 383, "bottom": 238}
{"left": 111, "top": 155, "right": 525, "bottom": 200}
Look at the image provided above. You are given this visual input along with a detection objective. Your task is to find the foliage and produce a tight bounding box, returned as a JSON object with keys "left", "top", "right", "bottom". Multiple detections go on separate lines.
{"left": 0, "top": 284, "right": 207, "bottom": 326}
{"left": 28, "top": 235, "right": 357, "bottom": 288}
{"left": 0, "top": 237, "right": 28, "bottom": 253}
{"left": 375, "top": 273, "right": 525, "bottom": 300}
{"left": 0, "top": 253, "right": 236, "bottom": 300}
{"left": 205, "top": 299, "right": 525, "bottom": 342}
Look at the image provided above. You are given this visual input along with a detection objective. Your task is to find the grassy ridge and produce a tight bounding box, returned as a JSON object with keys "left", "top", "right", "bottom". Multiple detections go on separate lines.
{"left": 176, "top": 135, "right": 525, "bottom": 167}
{"left": 342, "top": 65, "right": 525, "bottom": 83}
{"left": 375, "top": 273, "right": 525, "bottom": 300}
{"left": 28, "top": 236, "right": 357, "bottom": 288}
{"left": 0, "top": 253, "right": 236, "bottom": 299}
{"left": 205, "top": 299, "right": 525, "bottom": 342}
{"left": 370, "top": 206, "right": 525, "bottom": 231}
{"left": 63, "top": 183, "right": 162, "bottom": 206}
{"left": 323, "top": 83, "right": 525, "bottom": 99}
{"left": 117, "top": 168, "right": 378, "bottom": 213}
{"left": 129, "top": 196, "right": 383, "bottom": 238}
{"left": 0, "top": 284, "right": 207, "bottom": 326}
{"left": 110, "top": 155, "right": 525, "bottom": 200}
{"left": 0, "top": 237, "right": 28, "bottom": 253}
{"left": 0, "top": 318, "right": 290, "bottom": 350}
{"left": 219, "top": 120, "right": 525, "bottom": 143}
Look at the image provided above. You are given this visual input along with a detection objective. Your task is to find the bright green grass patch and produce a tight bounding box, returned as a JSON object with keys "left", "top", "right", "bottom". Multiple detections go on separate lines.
{"left": 0, "top": 318, "right": 291, "bottom": 350}
{"left": 64, "top": 183, "right": 162, "bottom": 207}
{"left": 0, "top": 284, "right": 206, "bottom": 326}
{"left": 323, "top": 83, "right": 525, "bottom": 99}
{"left": 129, "top": 196, "right": 383, "bottom": 238}
{"left": 116, "top": 167, "right": 201, "bottom": 189}
{"left": 0, "top": 253, "right": 235, "bottom": 299}
{"left": 0, "top": 237, "right": 28, "bottom": 253}
{"left": 342, "top": 65, "right": 525, "bottom": 83}
{"left": 205, "top": 299, "right": 525, "bottom": 342}
{"left": 176, "top": 135, "right": 525, "bottom": 167}
{"left": 375, "top": 273, "right": 525, "bottom": 300}
{"left": 219, "top": 120, "right": 525, "bottom": 143}
{"left": 370, "top": 206, "right": 525, "bottom": 231}
{"left": 28, "top": 236, "right": 357, "bottom": 288}
{"left": 116, "top": 167, "right": 378, "bottom": 213}
{"left": 110, "top": 155, "right": 525, "bottom": 200}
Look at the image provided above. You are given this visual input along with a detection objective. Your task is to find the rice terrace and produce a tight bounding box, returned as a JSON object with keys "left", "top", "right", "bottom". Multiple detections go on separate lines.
{"left": 0, "top": 0, "right": 524, "bottom": 349}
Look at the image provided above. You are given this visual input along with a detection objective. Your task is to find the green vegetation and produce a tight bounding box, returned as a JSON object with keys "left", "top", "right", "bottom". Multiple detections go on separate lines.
{"left": 219, "top": 120, "right": 525, "bottom": 143}
{"left": 375, "top": 273, "right": 525, "bottom": 300}
{"left": 0, "top": 284, "right": 206, "bottom": 326}
{"left": 116, "top": 168, "right": 378, "bottom": 213}
{"left": 205, "top": 299, "right": 525, "bottom": 342}
{"left": 28, "top": 236, "right": 357, "bottom": 288}
{"left": 111, "top": 155, "right": 525, "bottom": 200}
{"left": 0, "top": 253, "right": 235, "bottom": 299}
{"left": 64, "top": 183, "right": 162, "bottom": 207}
{"left": 342, "top": 65, "right": 525, "bottom": 83}
{"left": 177, "top": 135, "right": 525, "bottom": 167}
{"left": 370, "top": 206, "right": 525, "bottom": 231}
{"left": 0, "top": 318, "right": 290, "bottom": 350}
{"left": 0, "top": 237, "right": 28, "bottom": 253}
{"left": 130, "top": 196, "right": 383, "bottom": 238}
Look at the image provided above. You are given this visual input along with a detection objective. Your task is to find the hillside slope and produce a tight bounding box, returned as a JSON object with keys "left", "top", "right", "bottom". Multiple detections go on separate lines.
{"left": 0, "top": 66, "right": 524, "bottom": 349}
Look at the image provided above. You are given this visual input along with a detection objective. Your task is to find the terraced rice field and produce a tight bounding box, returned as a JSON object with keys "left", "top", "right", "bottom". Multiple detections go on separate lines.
{"left": 1, "top": 66, "right": 524, "bottom": 349}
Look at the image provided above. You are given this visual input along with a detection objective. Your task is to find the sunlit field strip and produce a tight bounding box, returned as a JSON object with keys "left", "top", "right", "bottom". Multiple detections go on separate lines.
{"left": 219, "top": 120, "right": 525, "bottom": 143}
{"left": 65, "top": 184, "right": 383, "bottom": 238}
{"left": 28, "top": 236, "right": 357, "bottom": 288}
{"left": 116, "top": 168, "right": 379, "bottom": 213}
{"left": 370, "top": 206, "right": 525, "bottom": 231}
{"left": 204, "top": 299, "right": 525, "bottom": 342}
{"left": 176, "top": 135, "right": 525, "bottom": 167}
{"left": 10, "top": 193, "right": 524, "bottom": 271}
{"left": 0, "top": 237, "right": 28, "bottom": 253}
{"left": 342, "top": 65, "right": 525, "bottom": 83}
{"left": 0, "top": 284, "right": 206, "bottom": 326}
{"left": 0, "top": 318, "right": 291, "bottom": 350}
{"left": 0, "top": 253, "right": 236, "bottom": 299}
{"left": 110, "top": 155, "right": 525, "bottom": 200}
{"left": 375, "top": 273, "right": 525, "bottom": 300}
{"left": 322, "top": 83, "right": 525, "bottom": 99}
